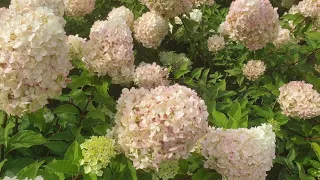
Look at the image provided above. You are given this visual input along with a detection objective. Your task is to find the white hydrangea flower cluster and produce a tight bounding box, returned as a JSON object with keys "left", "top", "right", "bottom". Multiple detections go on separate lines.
{"left": 218, "top": 21, "right": 229, "bottom": 36}
{"left": 64, "top": 0, "right": 96, "bottom": 17}
{"left": 0, "top": 7, "right": 72, "bottom": 116}
{"left": 107, "top": 6, "right": 134, "bottom": 27}
{"left": 273, "top": 27, "right": 292, "bottom": 48}
{"left": 83, "top": 19, "right": 135, "bottom": 85}
{"left": 278, "top": 81, "right": 320, "bottom": 119}
{"left": 152, "top": 161, "right": 180, "bottom": 180}
{"left": 201, "top": 124, "right": 276, "bottom": 180}
{"left": 159, "top": 51, "right": 192, "bottom": 70}
{"left": 289, "top": 0, "right": 320, "bottom": 18}
{"left": 224, "top": 0, "right": 279, "bottom": 50}
{"left": 189, "top": 9, "right": 203, "bottom": 23}
{"left": 134, "top": 12, "right": 169, "bottom": 49}
{"left": 194, "top": 0, "right": 215, "bottom": 7}
{"left": 138, "top": 0, "right": 194, "bottom": 18}
{"left": 80, "top": 136, "right": 117, "bottom": 176}
{"left": 207, "top": 35, "right": 226, "bottom": 52}
{"left": 9, "top": 0, "right": 65, "bottom": 17}
{"left": 134, "top": 62, "right": 170, "bottom": 89}
{"left": 0, "top": 7, "right": 7, "bottom": 16}
{"left": 115, "top": 84, "right": 209, "bottom": 170}
{"left": 3, "top": 176, "right": 44, "bottom": 180}
{"left": 242, "top": 60, "right": 266, "bottom": 81}
{"left": 67, "top": 34, "right": 86, "bottom": 60}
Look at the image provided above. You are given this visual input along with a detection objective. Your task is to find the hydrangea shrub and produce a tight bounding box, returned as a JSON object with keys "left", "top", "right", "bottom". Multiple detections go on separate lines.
{"left": 0, "top": 0, "right": 320, "bottom": 179}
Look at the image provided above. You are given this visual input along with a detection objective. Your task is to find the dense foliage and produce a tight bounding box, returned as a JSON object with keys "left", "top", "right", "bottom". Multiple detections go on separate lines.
{"left": 0, "top": 0, "right": 320, "bottom": 180}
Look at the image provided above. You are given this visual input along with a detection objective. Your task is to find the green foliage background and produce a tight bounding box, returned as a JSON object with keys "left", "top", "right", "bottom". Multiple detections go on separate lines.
{"left": 1, "top": 0, "right": 320, "bottom": 180}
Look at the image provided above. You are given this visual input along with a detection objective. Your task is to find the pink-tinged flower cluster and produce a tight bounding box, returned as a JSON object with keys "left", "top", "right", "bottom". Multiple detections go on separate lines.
{"left": 207, "top": 35, "right": 225, "bottom": 52}
{"left": 278, "top": 81, "right": 320, "bottom": 119}
{"left": 242, "top": 60, "right": 266, "bottom": 81}
{"left": 9, "top": 0, "right": 65, "bottom": 17}
{"left": 67, "top": 34, "right": 86, "bottom": 59}
{"left": 107, "top": 6, "right": 134, "bottom": 27}
{"left": 134, "top": 12, "right": 169, "bottom": 49}
{"left": 64, "top": 0, "right": 96, "bottom": 17}
{"left": 0, "top": 7, "right": 72, "bottom": 116}
{"left": 273, "top": 27, "right": 292, "bottom": 48}
{"left": 0, "top": 8, "right": 7, "bottom": 16}
{"left": 201, "top": 124, "right": 276, "bottom": 180}
{"left": 83, "top": 19, "right": 135, "bottom": 85}
{"left": 224, "top": 0, "right": 279, "bottom": 50}
{"left": 114, "top": 84, "right": 209, "bottom": 170}
{"left": 289, "top": 0, "right": 320, "bottom": 18}
{"left": 134, "top": 62, "right": 170, "bottom": 89}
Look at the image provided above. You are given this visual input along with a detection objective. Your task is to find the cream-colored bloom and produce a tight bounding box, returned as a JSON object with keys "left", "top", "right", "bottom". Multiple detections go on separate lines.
{"left": 225, "top": 0, "right": 279, "bottom": 50}
{"left": 64, "top": 0, "right": 95, "bottom": 17}
{"left": 80, "top": 136, "right": 116, "bottom": 176}
{"left": 3, "top": 176, "right": 43, "bottom": 180}
{"left": 134, "top": 12, "right": 169, "bottom": 49}
{"left": 278, "top": 81, "right": 320, "bottom": 119}
{"left": 0, "top": 7, "right": 72, "bottom": 116}
{"left": 134, "top": 62, "right": 170, "bottom": 89}
{"left": 10, "top": 0, "right": 65, "bottom": 17}
{"left": 189, "top": 9, "right": 203, "bottom": 23}
{"left": 242, "top": 60, "right": 266, "bottom": 81}
{"left": 273, "top": 27, "right": 292, "bottom": 47}
{"left": 67, "top": 34, "right": 86, "bottom": 59}
{"left": 83, "top": 19, "right": 135, "bottom": 84}
{"left": 107, "top": 6, "right": 134, "bottom": 27}
{"left": 208, "top": 35, "right": 225, "bottom": 52}
{"left": 201, "top": 124, "right": 276, "bottom": 180}
{"left": 115, "top": 84, "right": 209, "bottom": 170}
{"left": 289, "top": 0, "right": 320, "bottom": 18}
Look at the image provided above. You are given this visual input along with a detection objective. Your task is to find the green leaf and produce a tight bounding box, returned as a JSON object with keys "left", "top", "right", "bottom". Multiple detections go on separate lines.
{"left": 48, "top": 131, "right": 74, "bottom": 141}
{"left": 28, "top": 110, "right": 46, "bottom": 132}
{"left": 0, "top": 158, "right": 7, "bottom": 172}
{"left": 64, "top": 141, "right": 82, "bottom": 166}
{"left": 102, "top": 168, "right": 112, "bottom": 180}
{"left": 191, "top": 68, "right": 203, "bottom": 79}
{"left": 0, "top": 122, "right": 15, "bottom": 146}
{"left": 84, "top": 173, "right": 97, "bottom": 180}
{"left": 192, "top": 169, "right": 209, "bottom": 180}
{"left": 54, "top": 104, "right": 79, "bottom": 114}
{"left": 287, "top": 148, "right": 297, "bottom": 161}
{"left": 311, "top": 142, "right": 320, "bottom": 161}
{"left": 306, "top": 31, "right": 320, "bottom": 41}
{"left": 290, "top": 136, "right": 307, "bottom": 145}
{"left": 8, "top": 130, "right": 47, "bottom": 151}
{"left": 174, "top": 70, "right": 190, "bottom": 79}
{"left": 85, "top": 110, "right": 105, "bottom": 122}
{"left": 227, "top": 102, "right": 241, "bottom": 121}
{"left": 95, "top": 81, "right": 110, "bottom": 98}
{"left": 211, "top": 109, "right": 228, "bottom": 128}
{"left": 45, "top": 160, "right": 78, "bottom": 175}
{"left": 57, "top": 113, "right": 77, "bottom": 124}
{"left": 37, "top": 169, "right": 60, "bottom": 180}
{"left": 17, "top": 161, "right": 43, "bottom": 179}
{"left": 44, "top": 141, "right": 68, "bottom": 152}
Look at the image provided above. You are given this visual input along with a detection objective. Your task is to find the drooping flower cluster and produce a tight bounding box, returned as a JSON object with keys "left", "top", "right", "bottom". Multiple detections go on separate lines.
{"left": 0, "top": 7, "right": 72, "bottom": 116}
{"left": 159, "top": 51, "right": 192, "bottom": 70}
{"left": 207, "top": 35, "right": 226, "bottom": 52}
{"left": 83, "top": 19, "right": 135, "bottom": 84}
{"left": 80, "top": 136, "right": 116, "bottom": 176}
{"left": 278, "top": 81, "right": 320, "bottom": 119}
{"left": 152, "top": 161, "right": 180, "bottom": 180}
{"left": 67, "top": 34, "right": 86, "bottom": 60}
{"left": 114, "top": 84, "right": 209, "bottom": 170}
{"left": 3, "top": 176, "right": 44, "bottom": 180}
{"left": 273, "top": 27, "right": 292, "bottom": 48}
{"left": 107, "top": 6, "right": 134, "bottom": 27}
{"left": 134, "top": 62, "right": 170, "bottom": 89}
{"left": 289, "top": 0, "right": 320, "bottom": 18}
{"left": 224, "top": 0, "right": 279, "bottom": 50}
{"left": 134, "top": 12, "right": 169, "bottom": 49}
{"left": 201, "top": 124, "right": 276, "bottom": 180}
{"left": 9, "top": 0, "right": 65, "bottom": 17}
{"left": 242, "top": 60, "right": 266, "bottom": 81}
{"left": 64, "top": 0, "right": 96, "bottom": 17}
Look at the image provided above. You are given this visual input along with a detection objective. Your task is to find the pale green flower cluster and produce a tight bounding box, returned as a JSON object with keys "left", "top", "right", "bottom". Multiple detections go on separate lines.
{"left": 152, "top": 161, "right": 180, "bottom": 180}
{"left": 80, "top": 136, "right": 116, "bottom": 176}
{"left": 159, "top": 51, "right": 192, "bottom": 70}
